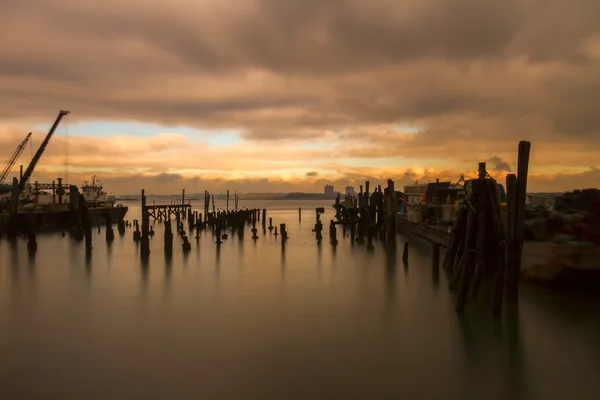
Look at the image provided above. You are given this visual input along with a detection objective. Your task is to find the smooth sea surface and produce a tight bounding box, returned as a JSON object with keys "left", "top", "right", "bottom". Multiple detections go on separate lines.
{"left": 1, "top": 199, "right": 599, "bottom": 399}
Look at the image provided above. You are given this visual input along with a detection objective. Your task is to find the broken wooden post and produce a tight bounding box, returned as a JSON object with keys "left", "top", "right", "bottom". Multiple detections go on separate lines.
{"left": 164, "top": 219, "right": 173, "bottom": 256}
{"left": 329, "top": 220, "right": 338, "bottom": 246}
{"left": 140, "top": 190, "right": 150, "bottom": 258}
{"left": 182, "top": 234, "right": 191, "bottom": 253}
{"left": 280, "top": 223, "right": 287, "bottom": 245}
{"left": 118, "top": 220, "right": 125, "bottom": 236}
{"left": 105, "top": 214, "right": 114, "bottom": 242}
{"left": 252, "top": 216, "right": 258, "bottom": 240}
{"left": 432, "top": 243, "right": 440, "bottom": 276}
{"left": 505, "top": 141, "right": 531, "bottom": 303}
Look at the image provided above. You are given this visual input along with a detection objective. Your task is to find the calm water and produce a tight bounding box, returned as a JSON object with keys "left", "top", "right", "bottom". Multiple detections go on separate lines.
{"left": 1, "top": 200, "right": 599, "bottom": 399}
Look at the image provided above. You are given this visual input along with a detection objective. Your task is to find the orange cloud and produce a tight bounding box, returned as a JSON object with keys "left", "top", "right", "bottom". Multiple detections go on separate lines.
{"left": 0, "top": 0, "right": 599, "bottom": 192}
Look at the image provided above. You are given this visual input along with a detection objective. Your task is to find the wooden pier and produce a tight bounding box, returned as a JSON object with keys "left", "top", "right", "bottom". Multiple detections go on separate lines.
{"left": 145, "top": 189, "right": 192, "bottom": 221}
{"left": 395, "top": 217, "right": 451, "bottom": 247}
{"left": 146, "top": 203, "right": 191, "bottom": 221}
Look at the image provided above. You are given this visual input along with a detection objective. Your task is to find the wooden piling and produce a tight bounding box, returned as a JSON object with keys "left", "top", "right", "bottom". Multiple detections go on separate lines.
{"left": 431, "top": 243, "right": 440, "bottom": 273}
{"left": 280, "top": 223, "right": 287, "bottom": 244}
{"left": 105, "top": 214, "right": 114, "bottom": 242}
{"left": 504, "top": 173, "right": 518, "bottom": 302}
{"left": 507, "top": 141, "right": 531, "bottom": 302}
{"left": 140, "top": 190, "right": 150, "bottom": 258}
{"left": 164, "top": 219, "right": 174, "bottom": 255}
{"left": 329, "top": 220, "right": 338, "bottom": 246}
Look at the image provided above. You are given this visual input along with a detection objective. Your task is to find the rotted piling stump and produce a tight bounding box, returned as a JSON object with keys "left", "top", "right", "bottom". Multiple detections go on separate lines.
{"left": 366, "top": 224, "right": 374, "bottom": 250}
{"left": 133, "top": 221, "right": 141, "bottom": 241}
{"left": 105, "top": 215, "right": 115, "bottom": 242}
{"left": 85, "top": 225, "right": 93, "bottom": 250}
{"left": 402, "top": 241, "right": 409, "bottom": 263}
{"left": 118, "top": 220, "right": 126, "bottom": 236}
{"left": 268, "top": 217, "right": 273, "bottom": 232}
{"left": 182, "top": 234, "right": 192, "bottom": 253}
{"left": 329, "top": 220, "right": 338, "bottom": 246}
{"left": 215, "top": 221, "right": 223, "bottom": 245}
{"left": 140, "top": 190, "right": 151, "bottom": 258}
{"left": 164, "top": 219, "right": 174, "bottom": 255}
{"left": 27, "top": 229, "right": 37, "bottom": 254}
{"left": 252, "top": 218, "right": 259, "bottom": 240}
{"left": 280, "top": 223, "right": 287, "bottom": 244}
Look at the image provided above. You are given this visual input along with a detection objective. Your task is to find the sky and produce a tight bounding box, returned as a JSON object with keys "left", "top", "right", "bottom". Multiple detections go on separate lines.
{"left": 1, "top": 0, "right": 599, "bottom": 194}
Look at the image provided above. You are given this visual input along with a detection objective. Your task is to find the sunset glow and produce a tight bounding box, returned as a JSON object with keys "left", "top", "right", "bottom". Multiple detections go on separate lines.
{"left": 1, "top": 0, "right": 598, "bottom": 194}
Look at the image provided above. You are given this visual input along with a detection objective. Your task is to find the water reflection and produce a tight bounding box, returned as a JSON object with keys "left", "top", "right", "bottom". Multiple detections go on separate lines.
{"left": 383, "top": 239, "right": 397, "bottom": 324}
{"left": 85, "top": 249, "right": 92, "bottom": 276}
{"left": 0, "top": 201, "right": 599, "bottom": 399}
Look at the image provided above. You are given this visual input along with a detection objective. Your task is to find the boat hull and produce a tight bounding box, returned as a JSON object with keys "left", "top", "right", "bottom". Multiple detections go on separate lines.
{"left": 9, "top": 205, "right": 128, "bottom": 232}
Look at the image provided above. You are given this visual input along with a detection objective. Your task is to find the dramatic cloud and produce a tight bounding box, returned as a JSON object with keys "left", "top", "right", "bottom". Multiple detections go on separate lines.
{"left": 488, "top": 156, "right": 512, "bottom": 172}
{"left": 1, "top": 0, "right": 599, "bottom": 192}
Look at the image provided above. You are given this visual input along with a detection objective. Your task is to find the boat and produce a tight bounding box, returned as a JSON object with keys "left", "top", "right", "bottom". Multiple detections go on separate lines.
{"left": 115, "top": 195, "right": 140, "bottom": 201}
{"left": 14, "top": 176, "right": 129, "bottom": 230}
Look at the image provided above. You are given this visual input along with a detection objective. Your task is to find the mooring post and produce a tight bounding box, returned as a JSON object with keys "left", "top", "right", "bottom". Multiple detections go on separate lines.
{"left": 280, "top": 223, "right": 287, "bottom": 245}
{"left": 299, "top": 207, "right": 302, "bottom": 221}
{"left": 140, "top": 190, "right": 150, "bottom": 258}
{"left": 181, "top": 189, "right": 186, "bottom": 219}
{"left": 509, "top": 141, "right": 531, "bottom": 302}
{"left": 164, "top": 219, "right": 173, "bottom": 255}
{"left": 432, "top": 242, "right": 440, "bottom": 274}
{"left": 182, "top": 233, "right": 191, "bottom": 253}
{"left": 268, "top": 217, "right": 273, "bottom": 232}
{"left": 366, "top": 224, "right": 374, "bottom": 250}
{"left": 105, "top": 214, "right": 114, "bottom": 242}
{"left": 216, "top": 221, "right": 223, "bottom": 246}
{"left": 85, "top": 223, "right": 92, "bottom": 250}
{"left": 27, "top": 216, "right": 37, "bottom": 255}
{"left": 118, "top": 220, "right": 126, "bottom": 236}
{"left": 252, "top": 216, "right": 258, "bottom": 240}
{"left": 402, "top": 241, "right": 409, "bottom": 262}
{"left": 329, "top": 220, "right": 338, "bottom": 246}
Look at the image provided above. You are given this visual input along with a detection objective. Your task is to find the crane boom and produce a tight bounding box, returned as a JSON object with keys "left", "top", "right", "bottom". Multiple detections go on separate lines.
{"left": 0, "top": 132, "right": 32, "bottom": 184}
{"left": 19, "top": 110, "right": 70, "bottom": 192}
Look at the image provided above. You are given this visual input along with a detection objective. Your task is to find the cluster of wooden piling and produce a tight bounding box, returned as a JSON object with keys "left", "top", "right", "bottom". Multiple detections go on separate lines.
{"left": 443, "top": 141, "right": 531, "bottom": 316}
{"left": 136, "top": 189, "right": 290, "bottom": 260}
{"left": 329, "top": 179, "right": 398, "bottom": 248}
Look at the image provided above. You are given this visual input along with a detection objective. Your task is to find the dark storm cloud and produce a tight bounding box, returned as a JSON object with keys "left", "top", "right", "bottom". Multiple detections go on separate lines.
{"left": 488, "top": 156, "right": 512, "bottom": 172}
{"left": 1, "top": 0, "right": 600, "bottom": 190}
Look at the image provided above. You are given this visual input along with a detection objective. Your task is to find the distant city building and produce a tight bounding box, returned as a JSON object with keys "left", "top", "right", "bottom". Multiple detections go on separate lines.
{"left": 324, "top": 184, "right": 335, "bottom": 197}
{"left": 345, "top": 186, "right": 356, "bottom": 196}
{"left": 403, "top": 183, "right": 427, "bottom": 205}
{"left": 527, "top": 193, "right": 560, "bottom": 209}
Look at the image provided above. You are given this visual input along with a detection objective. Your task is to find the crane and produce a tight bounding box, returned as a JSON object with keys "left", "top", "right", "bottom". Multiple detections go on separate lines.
{"left": 0, "top": 132, "right": 32, "bottom": 184}
{"left": 19, "top": 110, "right": 70, "bottom": 192}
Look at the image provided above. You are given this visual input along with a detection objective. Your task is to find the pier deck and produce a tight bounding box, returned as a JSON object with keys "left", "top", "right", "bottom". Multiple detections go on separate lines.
{"left": 146, "top": 203, "right": 191, "bottom": 220}
{"left": 395, "top": 215, "right": 451, "bottom": 247}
